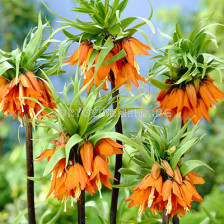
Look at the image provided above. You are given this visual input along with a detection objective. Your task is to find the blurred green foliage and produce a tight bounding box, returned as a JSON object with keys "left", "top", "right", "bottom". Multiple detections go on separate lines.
{"left": 0, "top": 0, "right": 52, "bottom": 51}
{"left": 1, "top": 0, "right": 224, "bottom": 223}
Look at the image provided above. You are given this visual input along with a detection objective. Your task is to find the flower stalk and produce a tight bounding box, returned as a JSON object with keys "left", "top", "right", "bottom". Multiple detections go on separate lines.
{"left": 172, "top": 122, "right": 186, "bottom": 224}
{"left": 162, "top": 207, "right": 169, "bottom": 224}
{"left": 110, "top": 73, "right": 124, "bottom": 224}
{"left": 77, "top": 191, "right": 85, "bottom": 224}
{"left": 23, "top": 113, "right": 36, "bottom": 224}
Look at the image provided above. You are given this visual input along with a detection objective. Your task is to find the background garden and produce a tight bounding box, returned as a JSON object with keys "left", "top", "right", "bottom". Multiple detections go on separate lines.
{"left": 0, "top": 0, "right": 224, "bottom": 223}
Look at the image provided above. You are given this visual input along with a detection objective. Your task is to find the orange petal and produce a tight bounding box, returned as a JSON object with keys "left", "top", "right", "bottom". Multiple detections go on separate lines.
{"left": 161, "top": 160, "right": 174, "bottom": 177}
{"left": 25, "top": 71, "right": 41, "bottom": 92}
{"left": 35, "top": 149, "right": 55, "bottom": 162}
{"left": 183, "top": 180, "right": 203, "bottom": 203}
{"left": 20, "top": 75, "right": 33, "bottom": 89}
{"left": 151, "top": 163, "right": 161, "bottom": 179}
{"left": 186, "top": 172, "right": 205, "bottom": 185}
{"left": 80, "top": 141, "right": 94, "bottom": 176}
{"left": 122, "top": 39, "right": 135, "bottom": 66}
{"left": 180, "top": 183, "right": 192, "bottom": 205}
{"left": 198, "top": 98, "right": 211, "bottom": 122}
{"left": 100, "top": 173, "right": 112, "bottom": 189}
{"left": 173, "top": 181, "right": 183, "bottom": 200}
{"left": 155, "top": 175, "right": 163, "bottom": 194}
{"left": 186, "top": 83, "right": 197, "bottom": 108}
{"left": 173, "top": 166, "right": 183, "bottom": 185}
{"left": 200, "top": 83, "right": 217, "bottom": 106}
{"left": 104, "top": 138, "right": 125, "bottom": 148}
{"left": 129, "top": 37, "right": 151, "bottom": 50}
{"left": 176, "top": 89, "right": 185, "bottom": 112}
{"left": 161, "top": 179, "right": 172, "bottom": 201}
{"left": 95, "top": 139, "right": 114, "bottom": 156}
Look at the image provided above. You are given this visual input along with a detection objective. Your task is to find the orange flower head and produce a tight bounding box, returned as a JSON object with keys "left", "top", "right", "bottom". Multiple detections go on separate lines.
{"left": 155, "top": 75, "right": 224, "bottom": 125}
{"left": 125, "top": 167, "right": 163, "bottom": 216}
{"left": 36, "top": 136, "right": 125, "bottom": 201}
{"left": 0, "top": 71, "right": 56, "bottom": 121}
{"left": 65, "top": 37, "right": 150, "bottom": 93}
{"left": 125, "top": 163, "right": 205, "bottom": 218}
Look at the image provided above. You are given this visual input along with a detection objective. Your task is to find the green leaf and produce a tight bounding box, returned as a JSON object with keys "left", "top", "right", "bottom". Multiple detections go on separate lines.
{"left": 103, "top": 110, "right": 120, "bottom": 132}
{"left": 78, "top": 90, "right": 98, "bottom": 136}
{"left": 180, "top": 160, "right": 214, "bottom": 177}
{"left": 94, "top": 36, "right": 114, "bottom": 75}
{"left": 26, "top": 175, "right": 47, "bottom": 181}
{"left": 87, "top": 49, "right": 98, "bottom": 71}
{"left": 43, "top": 147, "right": 66, "bottom": 176}
{"left": 119, "top": 168, "right": 137, "bottom": 175}
{"left": 65, "top": 134, "right": 83, "bottom": 166}
{"left": 150, "top": 78, "right": 173, "bottom": 90}
{"left": 176, "top": 23, "right": 182, "bottom": 39}
{"left": 169, "top": 119, "right": 191, "bottom": 147}
{"left": 22, "top": 13, "right": 43, "bottom": 66}
{"left": 170, "top": 137, "right": 199, "bottom": 169}
{"left": 63, "top": 29, "right": 77, "bottom": 39}
{"left": 0, "top": 61, "right": 13, "bottom": 76}
{"left": 112, "top": 181, "right": 138, "bottom": 188}
{"left": 101, "top": 49, "right": 126, "bottom": 65}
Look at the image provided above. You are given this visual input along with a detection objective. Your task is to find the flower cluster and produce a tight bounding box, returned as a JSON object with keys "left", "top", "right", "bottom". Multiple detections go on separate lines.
{"left": 125, "top": 162, "right": 204, "bottom": 218}
{"left": 0, "top": 71, "right": 56, "bottom": 121}
{"left": 36, "top": 132, "right": 125, "bottom": 206}
{"left": 65, "top": 37, "right": 150, "bottom": 92}
{"left": 155, "top": 75, "right": 224, "bottom": 125}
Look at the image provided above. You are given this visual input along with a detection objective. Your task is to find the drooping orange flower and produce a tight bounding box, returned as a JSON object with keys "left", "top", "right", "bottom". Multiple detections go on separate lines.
{"left": 65, "top": 37, "right": 150, "bottom": 92}
{"left": 0, "top": 71, "right": 56, "bottom": 121}
{"left": 65, "top": 163, "right": 88, "bottom": 199}
{"left": 125, "top": 163, "right": 205, "bottom": 218}
{"left": 80, "top": 141, "right": 94, "bottom": 176}
{"left": 95, "top": 138, "right": 124, "bottom": 164}
{"left": 81, "top": 138, "right": 125, "bottom": 197}
{"left": 155, "top": 75, "right": 224, "bottom": 125}
{"left": 35, "top": 132, "right": 71, "bottom": 202}
{"left": 90, "top": 155, "right": 116, "bottom": 198}
{"left": 125, "top": 163, "right": 164, "bottom": 216}
{"left": 36, "top": 136, "right": 125, "bottom": 203}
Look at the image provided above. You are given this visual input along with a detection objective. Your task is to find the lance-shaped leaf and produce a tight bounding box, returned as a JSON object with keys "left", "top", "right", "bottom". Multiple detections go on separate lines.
{"left": 43, "top": 147, "right": 66, "bottom": 176}
{"left": 180, "top": 160, "right": 213, "bottom": 177}
{"left": 65, "top": 134, "right": 83, "bottom": 166}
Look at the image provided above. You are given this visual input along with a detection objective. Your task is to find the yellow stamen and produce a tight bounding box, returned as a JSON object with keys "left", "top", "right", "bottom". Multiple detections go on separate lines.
{"left": 75, "top": 185, "right": 81, "bottom": 200}
{"left": 147, "top": 187, "right": 155, "bottom": 208}
{"left": 96, "top": 177, "right": 102, "bottom": 198}
{"left": 166, "top": 195, "right": 172, "bottom": 215}
{"left": 138, "top": 204, "right": 145, "bottom": 216}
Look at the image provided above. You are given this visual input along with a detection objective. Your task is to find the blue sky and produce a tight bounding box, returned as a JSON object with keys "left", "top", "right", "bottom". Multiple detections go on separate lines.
{"left": 41, "top": 0, "right": 200, "bottom": 91}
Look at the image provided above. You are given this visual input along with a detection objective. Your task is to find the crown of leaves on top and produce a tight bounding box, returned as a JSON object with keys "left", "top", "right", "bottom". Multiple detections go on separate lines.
{"left": 31, "top": 66, "right": 144, "bottom": 177}
{"left": 121, "top": 120, "right": 212, "bottom": 181}
{"left": 42, "top": 0, "right": 155, "bottom": 46}
{"left": 149, "top": 17, "right": 224, "bottom": 90}
{"left": 0, "top": 13, "right": 67, "bottom": 82}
